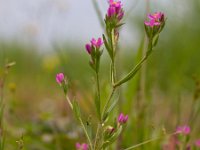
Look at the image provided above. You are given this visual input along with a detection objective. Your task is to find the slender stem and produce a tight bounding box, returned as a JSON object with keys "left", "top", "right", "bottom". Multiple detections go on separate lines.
{"left": 65, "top": 95, "right": 73, "bottom": 110}
{"left": 94, "top": 71, "right": 101, "bottom": 149}
{"left": 122, "top": 132, "right": 179, "bottom": 150}
{"left": 79, "top": 117, "right": 93, "bottom": 150}
{"left": 114, "top": 54, "right": 148, "bottom": 88}
{"left": 114, "top": 40, "right": 152, "bottom": 88}
{"left": 101, "top": 88, "right": 116, "bottom": 121}
{"left": 96, "top": 72, "right": 101, "bottom": 116}
{"left": 65, "top": 95, "right": 92, "bottom": 149}
{"left": 94, "top": 124, "right": 101, "bottom": 149}
{"left": 111, "top": 29, "right": 117, "bottom": 84}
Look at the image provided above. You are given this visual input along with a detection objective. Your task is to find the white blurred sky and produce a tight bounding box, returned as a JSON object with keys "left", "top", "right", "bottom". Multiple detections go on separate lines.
{"left": 0, "top": 0, "right": 191, "bottom": 50}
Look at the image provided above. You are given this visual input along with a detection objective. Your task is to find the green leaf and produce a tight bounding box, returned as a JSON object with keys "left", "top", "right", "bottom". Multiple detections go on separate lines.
{"left": 153, "top": 34, "right": 159, "bottom": 47}
{"left": 95, "top": 93, "right": 101, "bottom": 119}
{"left": 102, "top": 34, "right": 113, "bottom": 59}
{"left": 106, "top": 95, "right": 119, "bottom": 116}
{"left": 116, "top": 23, "right": 125, "bottom": 28}
{"left": 144, "top": 25, "right": 150, "bottom": 38}
{"left": 102, "top": 112, "right": 109, "bottom": 123}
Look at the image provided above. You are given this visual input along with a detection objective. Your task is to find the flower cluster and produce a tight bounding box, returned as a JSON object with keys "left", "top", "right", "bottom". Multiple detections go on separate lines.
{"left": 76, "top": 143, "right": 88, "bottom": 150}
{"left": 104, "top": 0, "right": 124, "bottom": 41}
{"left": 144, "top": 12, "right": 166, "bottom": 41}
{"left": 85, "top": 38, "right": 103, "bottom": 54}
{"left": 103, "top": 113, "right": 128, "bottom": 144}
{"left": 144, "top": 12, "right": 164, "bottom": 28}
{"left": 107, "top": 0, "right": 124, "bottom": 22}
{"left": 85, "top": 38, "right": 103, "bottom": 72}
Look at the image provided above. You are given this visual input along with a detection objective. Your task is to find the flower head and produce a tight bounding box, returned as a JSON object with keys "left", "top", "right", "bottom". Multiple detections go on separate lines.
{"left": 118, "top": 113, "right": 128, "bottom": 124}
{"left": 148, "top": 12, "right": 163, "bottom": 21}
{"left": 56, "top": 73, "right": 64, "bottom": 84}
{"left": 85, "top": 38, "right": 103, "bottom": 54}
{"left": 90, "top": 38, "right": 103, "bottom": 48}
{"left": 176, "top": 125, "right": 191, "bottom": 135}
{"left": 106, "top": 0, "right": 124, "bottom": 22}
{"left": 144, "top": 19, "right": 160, "bottom": 27}
{"left": 76, "top": 143, "right": 88, "bottom": 150}
{"left": 195, "top": 139, "right": 200, "bottom": 147}
{"left": 144, "top": 12, "right": 165, "bottom": 28}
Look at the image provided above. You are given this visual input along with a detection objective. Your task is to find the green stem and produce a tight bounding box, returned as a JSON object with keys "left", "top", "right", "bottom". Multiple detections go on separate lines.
{"left": 101, "top": 88, "right": 116, "bottom": 121}
{"left": 65, "top": 95, "right": 73, "bottom": 110}
{"left": 94, "top": 124, "right": 101, "bottom": 150}
{"left": 114, "top": 40, "right": 152, "bottom": 88}
{"left": 79, "top": 117, "right": 93, "bottom": 150}
{"left": 114, "top": 54, "right": 148, "bottom": 88}
{"left": 94, "top": 71, "right": 101, "bottom": 149}
{"left": 111, "top": 29, "right": 116, "bottom": 84}
{"left": 96, "top": 72, "right": 101, "bottom": 118}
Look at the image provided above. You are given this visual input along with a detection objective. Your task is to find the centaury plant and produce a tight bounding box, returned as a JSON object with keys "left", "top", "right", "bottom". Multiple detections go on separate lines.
{"left": 56, "top": 0, "right": 167, "bottom": 150}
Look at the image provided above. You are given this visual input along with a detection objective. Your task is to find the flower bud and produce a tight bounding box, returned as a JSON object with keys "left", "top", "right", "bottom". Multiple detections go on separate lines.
{"left": 118, "top": 113, "right": 128, "bottom": 125}
{"left": 56, "top": 73, "right": 64, "bottom": 84}
{"left": 85, "top": 44, "right": 92, "bottom": 54}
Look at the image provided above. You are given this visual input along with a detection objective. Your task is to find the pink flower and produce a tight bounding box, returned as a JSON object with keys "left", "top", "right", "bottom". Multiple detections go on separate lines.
{"left": 144, "top": 12, "right": 165, "bottom": 28}
{"left": 109, "top": 0, "right": 122, "bottom": 9}
{"left": 107, "top": 6, "right": 116, "bottom": 18}
{"left": 148, "top": 12, "right": 163, "bottom": 21}
{"left": 195, "top": 139, "right": 200, "bottom": 147}
{"left": 85, "top": 38, "right": 103, "bottom": 54}
{"left": 144, "top": 19, "right": 160, "bottom": 27}
{"left": 56, "top": 73, "right": 64, "bottom": 84}
{"left": 76, "top": 143, "right": 88, "bottom": 150}
{"left": 90, "top": 38, "right": 103, "bottom": 48}
{"left": 118, "top": 113, "right": 128, "bottom": 124}
{"left": 176, "top": 125, "right": 191, "bottom": 135}
{"left": 107, "top": 0, "right": 124, "bottom": 21}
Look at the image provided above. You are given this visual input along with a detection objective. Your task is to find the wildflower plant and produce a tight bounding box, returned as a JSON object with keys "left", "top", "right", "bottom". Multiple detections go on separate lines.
{"left": 57, "top": 0, "right": 166, "bottom": 149}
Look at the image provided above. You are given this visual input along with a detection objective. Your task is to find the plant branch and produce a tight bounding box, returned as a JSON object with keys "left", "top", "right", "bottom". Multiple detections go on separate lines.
{"left": 114, "top": 39, "right": 153, "bottom": 88}
{"left": 101, "top": 87, "right": 116, "bottom": 122}
{"left": 65, "top": 95, "right": 73, "bottom": 110}
{"left": 94, "top": 123, "right": 101, "bottom": 150}
{"left": 79, "top": 117, "right": 93, "bottom": 150}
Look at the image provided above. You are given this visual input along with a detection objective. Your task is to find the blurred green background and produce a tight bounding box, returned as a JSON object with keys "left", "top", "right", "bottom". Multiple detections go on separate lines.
{"left": 0, "top": 0, "right": 200, "bottom": 149}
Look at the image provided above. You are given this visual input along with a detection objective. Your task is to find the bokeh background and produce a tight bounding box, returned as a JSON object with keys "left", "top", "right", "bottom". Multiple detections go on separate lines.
{"left": 0, "top": 0, "right": 200, "bottom": 149}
